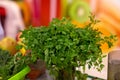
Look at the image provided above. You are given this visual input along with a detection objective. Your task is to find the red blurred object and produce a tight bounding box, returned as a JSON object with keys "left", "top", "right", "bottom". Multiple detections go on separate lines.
{"left": 56, "top": 0, "right": 61, "bottom": 19}
{"left": 25, "top": 0, "right": 41, "bottom": 26}
{"left": 16, "top": 32, "right": 22, "bottom": 42}
{"left": 25, "top": 0, "right": 61, "bottom": 26}
{"left": 40, "top": 0, "right": 50, "bottom": 26}
{"left": 0, "top": 7, "right": 6, "bottom": 28}
{"left": 0, "top": 7, "right": 6, "bottom": 15}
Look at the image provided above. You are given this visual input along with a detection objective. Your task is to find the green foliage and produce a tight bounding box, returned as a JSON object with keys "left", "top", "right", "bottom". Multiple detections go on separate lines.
{"left": 18, "top": 16, "right": 116, "bottom": 79}
{"left": 0, "top": 49, "right": 31, "bottom": 80}
{"left": 0, "top": 49, "right": 13, "bottom": 80}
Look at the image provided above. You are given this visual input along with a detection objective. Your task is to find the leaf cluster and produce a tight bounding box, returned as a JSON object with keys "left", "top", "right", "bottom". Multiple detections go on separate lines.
{"left": 0, "top": 49, "right": 31, "bottom": 80}
{"left": 18, "top": 16, "right": 116, "bottom": 79}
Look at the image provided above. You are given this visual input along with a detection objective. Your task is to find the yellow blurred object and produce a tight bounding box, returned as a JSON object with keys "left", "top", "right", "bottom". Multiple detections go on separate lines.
{"left": 100, "top": 0, "right": 120, "bottom": 23}
{"left": 72, "top": 20, "right": 88, "bottom": 28}
{"left": 17, "top": 41, "right": 26, "bottom": 47}
{"left": 98, "top": 12, "right": 120, "bottom": 47}
{"left": 0, "top": 77, "right": 2, "bottom": 80}
{"left": 61, "top": 0, "right": 68, "bottom": 17}
{"left": 98, "top": 12, "right": 120, "bottom": 35}
{"left": 89, "top": 0, "right": 120, "bottom": 48}
{"left": 0, "top": 37, "right": 17, "bottom": 55}
{"left": 94, "top": 22, "right": 118, "bottom": 54}
{"left": 20, "top": 47, "right": 26, "bottom": 56}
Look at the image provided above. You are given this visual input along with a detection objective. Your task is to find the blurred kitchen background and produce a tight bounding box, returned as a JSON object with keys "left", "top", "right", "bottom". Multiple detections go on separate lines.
{"left": 0, "top": 0, "right": 120, "bottom": 79}
{"left": 0, "top": 0, "right": 120, "bottom": 44}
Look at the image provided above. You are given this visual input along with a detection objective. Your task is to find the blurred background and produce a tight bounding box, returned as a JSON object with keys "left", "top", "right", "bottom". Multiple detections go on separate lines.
{"left": 0, "top": 0, "right": 120, "bottom": 79}
{"left": 1, "top": 0, "right": 120, "bottom": 54}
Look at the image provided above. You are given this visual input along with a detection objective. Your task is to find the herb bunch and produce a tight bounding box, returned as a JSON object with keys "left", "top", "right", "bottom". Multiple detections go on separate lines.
{"left": 18, "top": 16, "right": 116, "bottom": 79}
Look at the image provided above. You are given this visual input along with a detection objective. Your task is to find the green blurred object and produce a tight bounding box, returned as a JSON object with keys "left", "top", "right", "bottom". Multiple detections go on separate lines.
{"left": 8, "top": 66, "right": 30, "bottom": 80}
{"left": 69, "top": 0, "right": 90, "bottom": 23}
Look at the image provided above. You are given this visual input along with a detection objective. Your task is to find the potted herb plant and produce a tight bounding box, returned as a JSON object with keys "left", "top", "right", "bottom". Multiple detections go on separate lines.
{"left": 17, "top": 15, "right": 116, "bottom": 80}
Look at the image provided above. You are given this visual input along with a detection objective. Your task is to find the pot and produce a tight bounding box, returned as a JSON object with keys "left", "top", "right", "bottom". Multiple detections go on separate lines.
{"left": 26, "top": 59, "right": 46, "bottom": 80}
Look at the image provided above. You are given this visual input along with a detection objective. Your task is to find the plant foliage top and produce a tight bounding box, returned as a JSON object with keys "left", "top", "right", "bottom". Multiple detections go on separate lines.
{"left": 17, "top": 15, "right": 116, "bottom": 79}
